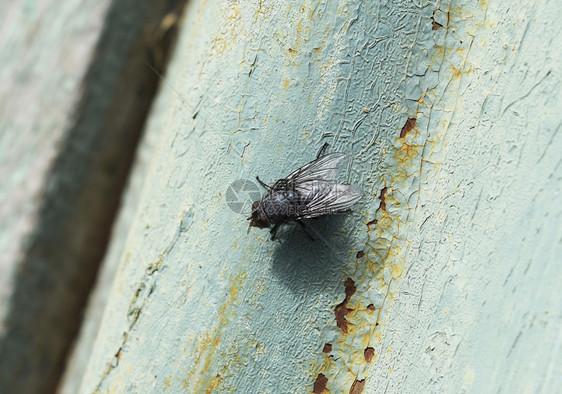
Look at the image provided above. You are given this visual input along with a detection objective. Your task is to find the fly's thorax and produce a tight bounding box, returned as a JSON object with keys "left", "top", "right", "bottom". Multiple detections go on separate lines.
{"left": 259, "top": 189, "right": 304, "bottom": 224}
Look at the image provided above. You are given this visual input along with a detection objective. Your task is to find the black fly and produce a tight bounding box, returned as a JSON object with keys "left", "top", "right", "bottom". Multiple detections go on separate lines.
{"left": 248, "top": 144, "right": 363, "bottom": 240}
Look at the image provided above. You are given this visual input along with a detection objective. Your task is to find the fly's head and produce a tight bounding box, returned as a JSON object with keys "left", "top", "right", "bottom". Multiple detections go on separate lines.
{"left": 248, "top": 201, "right": 270, "bottom": 228}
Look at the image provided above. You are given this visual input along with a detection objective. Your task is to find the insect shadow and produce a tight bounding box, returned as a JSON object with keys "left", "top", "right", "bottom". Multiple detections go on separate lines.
{"left": 270, "top": 213, "right": 353, "bottom": 295}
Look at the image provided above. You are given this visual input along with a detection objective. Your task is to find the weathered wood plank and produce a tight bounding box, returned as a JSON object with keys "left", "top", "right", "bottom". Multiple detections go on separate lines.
{"left": 0, "top": 1, "right": 185, "bottom": 392}
{"left": 79, "top": 0, "right": 561, "bottom": 393}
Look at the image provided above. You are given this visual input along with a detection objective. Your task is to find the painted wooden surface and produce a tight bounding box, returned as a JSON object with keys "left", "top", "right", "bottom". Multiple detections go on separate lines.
{"left": 74, "top": 0, "right": 560, "bottom": 392}
{"left": 0, "top": 1, "right": 185, "bottom": 393}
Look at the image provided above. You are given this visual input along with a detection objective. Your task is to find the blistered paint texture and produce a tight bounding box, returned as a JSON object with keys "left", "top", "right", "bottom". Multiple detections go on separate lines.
{"left": 81, "top": 0, "right": 561, "bottom": 393}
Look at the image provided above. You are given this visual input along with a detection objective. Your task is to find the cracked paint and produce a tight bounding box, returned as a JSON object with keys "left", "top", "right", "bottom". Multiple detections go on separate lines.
{"left": 80, "top": 0, "right": 561, "bottom": 392}
{"left": 92, "top": 208, "right": 194, "bottom": 391}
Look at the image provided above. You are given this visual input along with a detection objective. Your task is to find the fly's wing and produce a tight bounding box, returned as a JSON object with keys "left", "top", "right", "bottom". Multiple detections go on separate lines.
{"left": 298, "top": 183, "right": 363, "bottom": 219}
{"left": 272, "top": 151, "right": 363, "bottom": 218}
{"left": 272, "top": 152, "right": 347, "bottom": 193}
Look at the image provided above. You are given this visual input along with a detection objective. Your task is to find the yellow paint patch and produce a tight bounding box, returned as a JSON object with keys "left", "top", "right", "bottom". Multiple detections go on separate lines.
{"left": 210, "top": 1, "right": 246, "bottom": 56}
{"left": 180, "top": 271, "right": 247, "bottom": 392}
{"left": 391, "top": 263, "right": 403, "bottom": 279}
{"left": 207, "top": 374, "right": 223, "bottom": 393}
{"left": 163, "top": 375, "right": 172, "bottom": 390}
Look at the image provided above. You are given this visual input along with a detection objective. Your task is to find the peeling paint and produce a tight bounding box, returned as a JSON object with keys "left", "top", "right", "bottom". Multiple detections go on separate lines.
{"left": 400, "top": 118, "right": 417, "bottom": 139}
{"left": 363, "top": 347, "right": 374, "bottom": 363}
{"left": 349, "top": 378, "right": 365, "bottom": 394}
{"left": 312, "top": 373, "right": 328, "bottom": 394}
{"left": 81, "top": 0, "right": 562, "bottom": 392}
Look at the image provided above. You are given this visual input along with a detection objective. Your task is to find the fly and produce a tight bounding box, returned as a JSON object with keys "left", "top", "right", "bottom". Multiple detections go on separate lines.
{"left": 248, "top": 144, "right": 363, "bottom": 240}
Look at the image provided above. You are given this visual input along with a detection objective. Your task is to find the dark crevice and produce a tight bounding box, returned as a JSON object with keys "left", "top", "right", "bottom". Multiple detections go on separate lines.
{"left": 378, "top": 187, "right": 388, "bottom": 212}
{"left": 0, "top": 1, "right": 188, "bottom": 393}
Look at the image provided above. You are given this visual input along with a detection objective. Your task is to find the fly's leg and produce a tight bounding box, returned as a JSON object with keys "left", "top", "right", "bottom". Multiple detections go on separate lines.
{"left": 316, "top": 142, "right": 329, "bottom": 159}
{"left": 256, "top": 176, "right": 271, "bottom": 190}
{"left": 270, "top": 223, "right": 280, "bottom": 240}
{"left": 297, "top": 220, "right": 315, "bottom": 241}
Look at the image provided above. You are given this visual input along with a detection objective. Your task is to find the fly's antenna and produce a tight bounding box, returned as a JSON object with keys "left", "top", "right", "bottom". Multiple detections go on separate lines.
{"left": 255, "top": 176, "right": 271, "bottom": 191}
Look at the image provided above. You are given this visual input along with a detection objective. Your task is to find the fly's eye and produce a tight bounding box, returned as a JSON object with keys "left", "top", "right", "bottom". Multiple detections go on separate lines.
{"left": 251, "top": 201, "right": 259, "bottom": 210}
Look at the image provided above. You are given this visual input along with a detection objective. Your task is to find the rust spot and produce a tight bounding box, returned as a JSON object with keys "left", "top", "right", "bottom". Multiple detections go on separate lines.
{"left": 349, "top": 378, "right": 365, "bottom": 394}
{"left": 400, "top": 117, "right": 416, "bottom": 138}
{"left": 378, "top": 187, "right": 388, "bottom": 212}
{"left": 364, "top": 347, "right": 375, "bottom": 362}
{"left": 313, "top": 373, "right": 328, "bottom": 393}
{"left": 432, "top": 18, "right": 443, "bottom": 30}
{"left": 115, "top": 348, "right": 122, "bottom": 361}
{"left": 363, "top": 108, "right": 369, "bottom": 113}
{"left": 335, "top": 278, "right": 356, "bottom": 333}
{"left": 356, "top": 250, "right": 365, "bottom": 259}
{"left": 288, "top": 47, "right": 296, "bottom": 54}
{"left": 323, "top": 343, "right": 332, "bottom": 354}
{"left": 431, "top": 12, "right": 444, "bottom": 30}
{"left": 367, "top": 304, "right": 375, "bottom": 311}
{"left": 366, "top": 219, "right": 377, "bottom": 229}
